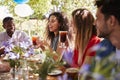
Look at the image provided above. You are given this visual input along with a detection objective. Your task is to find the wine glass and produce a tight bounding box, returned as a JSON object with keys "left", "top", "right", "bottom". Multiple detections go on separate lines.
{"left": 59, "top": 31, "right": 68, "bottom": 48}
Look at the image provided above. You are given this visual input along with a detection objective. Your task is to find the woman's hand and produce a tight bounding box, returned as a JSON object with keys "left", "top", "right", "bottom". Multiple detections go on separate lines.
{"left": 35, "top": 37, "right": 45, "bottom": 50}
{"left": 35, "top": 38, "right": 53, "bottom": 51}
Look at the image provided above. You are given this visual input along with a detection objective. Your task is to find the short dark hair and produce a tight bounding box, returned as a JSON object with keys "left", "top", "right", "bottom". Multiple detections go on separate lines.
{"left": 3, "top": 17, "right": 13, "bottom": 24}
{"left": 95, "top": 0, "right": 120, "bottom": 24}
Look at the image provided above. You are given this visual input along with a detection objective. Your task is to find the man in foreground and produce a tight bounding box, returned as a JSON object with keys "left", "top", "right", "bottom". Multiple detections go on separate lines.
{"left": 89, "top": 0, "right": 120, "bottom": 79}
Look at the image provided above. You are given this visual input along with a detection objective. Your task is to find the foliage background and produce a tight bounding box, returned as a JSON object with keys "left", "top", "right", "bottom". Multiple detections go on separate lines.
{"left": 0, "top": 0, "right": 95, "bottom": 37}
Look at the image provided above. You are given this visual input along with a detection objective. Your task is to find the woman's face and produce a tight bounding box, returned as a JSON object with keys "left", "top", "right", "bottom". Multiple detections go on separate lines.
{"left": 48, "top": 15, "right": 60, "bottom": 32}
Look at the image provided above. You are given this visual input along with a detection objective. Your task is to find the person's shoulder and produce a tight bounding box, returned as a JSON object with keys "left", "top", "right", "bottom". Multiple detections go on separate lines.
{"left": 0, "top": 32, "right": 6, "bottom": 39}
{"left": 97, "top": 39, "right": 116, "bottom": 58}
{"left": 99, "top": 39, "right": 114, "bottom": 47}
{"left": 88, "top": 35, "right": 101, "bottom": 47}
{"left": 0, "top": 31, "right": 6, "bottom": 35}
{"left": 90, "top": 35, "right": 101, "bottom": 42}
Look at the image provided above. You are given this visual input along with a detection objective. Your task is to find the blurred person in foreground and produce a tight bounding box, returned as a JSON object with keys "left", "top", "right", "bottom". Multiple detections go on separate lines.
{"left": 80, "top": 0, "right": 120, "bottom": 79}
{"left": 0, "top": 17, "right": 32, "bottom": 72}
{"left": 95, "top": 0, "right": 120, "bottom": 78}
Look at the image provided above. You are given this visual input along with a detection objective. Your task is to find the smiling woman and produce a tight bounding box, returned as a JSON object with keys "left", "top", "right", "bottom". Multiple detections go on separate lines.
{"left": 46, "top": 12, "right": 69, "bottom": 50}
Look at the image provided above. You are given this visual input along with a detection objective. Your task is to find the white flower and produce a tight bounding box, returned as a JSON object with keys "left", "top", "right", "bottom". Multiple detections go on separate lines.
{"left": 9, "top": 52, "right": 18, "bottom": 59}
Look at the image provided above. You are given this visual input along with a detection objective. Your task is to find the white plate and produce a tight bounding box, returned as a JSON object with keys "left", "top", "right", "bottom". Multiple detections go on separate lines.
{"left": 48, "top": 70, "right": 62, "bottom": 76}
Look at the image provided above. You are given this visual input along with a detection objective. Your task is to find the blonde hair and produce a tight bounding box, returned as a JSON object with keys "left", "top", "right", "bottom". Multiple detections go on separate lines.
{"left": 72, "top": 8, "right": 96, "bottom": 65}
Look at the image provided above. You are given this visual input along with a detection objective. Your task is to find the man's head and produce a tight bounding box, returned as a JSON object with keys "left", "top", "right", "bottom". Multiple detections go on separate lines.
{"left": 94, "top": 0, "right": 120, "bottom": 38}
{"left": 2, "top": 17, "right": 15, "bottom": 37}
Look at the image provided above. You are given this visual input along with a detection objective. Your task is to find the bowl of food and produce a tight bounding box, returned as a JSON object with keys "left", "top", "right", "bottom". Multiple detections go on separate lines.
{"left": 66, "top": 68, "right": 79, "bottom": 77}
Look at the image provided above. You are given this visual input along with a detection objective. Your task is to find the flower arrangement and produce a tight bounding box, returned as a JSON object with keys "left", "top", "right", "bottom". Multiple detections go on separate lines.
{"left": 2, "top": 34, "right": 34, "bottom": 79}
{"left": 2, "top": 34, "right": 34, "bottom": 67}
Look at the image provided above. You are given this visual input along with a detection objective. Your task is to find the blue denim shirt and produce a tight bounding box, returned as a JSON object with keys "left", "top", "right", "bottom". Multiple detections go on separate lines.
{"left": 96, "top": 39, "right": 116, "bottom": 58}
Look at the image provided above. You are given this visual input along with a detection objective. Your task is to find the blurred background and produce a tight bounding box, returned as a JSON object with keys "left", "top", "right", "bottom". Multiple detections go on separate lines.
{"left": 0, "top": 0, "right": 95, "bottom": 38}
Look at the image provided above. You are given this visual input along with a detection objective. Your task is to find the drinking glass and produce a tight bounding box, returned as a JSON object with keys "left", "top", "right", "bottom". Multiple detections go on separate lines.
{"left": 59, "top": 31, "right": 68, "bottom": 48}
{"left": 32, "top": 36, "right": 38, "bottom": 46}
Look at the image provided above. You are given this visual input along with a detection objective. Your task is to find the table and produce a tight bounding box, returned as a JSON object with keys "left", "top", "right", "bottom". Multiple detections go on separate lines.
{"left": 0, "top": 53, "right": 79, "bottom": 80}
{"left": 0, "top": 70, "right": 79, "bottom": 80}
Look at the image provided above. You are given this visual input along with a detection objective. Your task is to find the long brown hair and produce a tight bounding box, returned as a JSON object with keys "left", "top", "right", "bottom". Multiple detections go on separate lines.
{"left": 45, "top": 12, "right": 69, "bottom": 42}
{"left": 72, "top": 8, "right": 96, "bottom": 64}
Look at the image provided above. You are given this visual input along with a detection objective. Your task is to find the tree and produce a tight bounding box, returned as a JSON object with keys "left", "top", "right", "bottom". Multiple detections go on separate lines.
{"left": 0, "top": 0, "right": 95, "bottom": 34}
